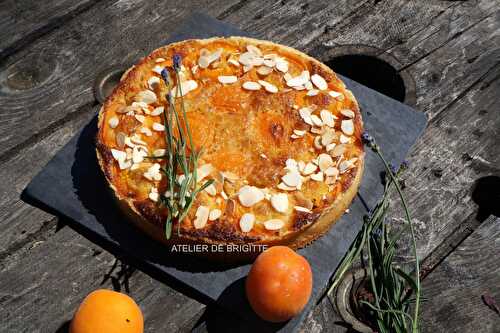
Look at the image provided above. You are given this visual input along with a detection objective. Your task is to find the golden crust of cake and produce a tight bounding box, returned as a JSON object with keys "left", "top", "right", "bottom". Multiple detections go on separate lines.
{"left": 96, "top": 37, "right": 364, "bottom": 260}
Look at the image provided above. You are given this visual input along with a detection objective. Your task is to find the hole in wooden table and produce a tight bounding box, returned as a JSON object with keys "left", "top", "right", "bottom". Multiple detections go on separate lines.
{"left": 326, "top": 54, "right": 406, "bottom": 102}
{"left": 313, "top": 44, "right": 416, "bottom": 105}
{"left": 472, "top": 175, "right": 500, "bottom": 219}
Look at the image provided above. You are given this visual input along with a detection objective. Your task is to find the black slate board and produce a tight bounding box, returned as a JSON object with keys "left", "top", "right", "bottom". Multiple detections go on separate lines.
{"left": 23, "top": 13, "right": 427, "bottom": 332}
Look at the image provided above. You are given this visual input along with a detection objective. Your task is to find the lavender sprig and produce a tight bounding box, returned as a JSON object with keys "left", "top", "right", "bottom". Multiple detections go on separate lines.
{"left": 156, "top": 55, "right": 214, "bottom": 239}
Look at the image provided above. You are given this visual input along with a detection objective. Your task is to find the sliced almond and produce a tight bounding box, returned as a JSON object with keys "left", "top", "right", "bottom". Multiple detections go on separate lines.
{"left": 311, "top": 74, "right": 328, "bottom": 90}
{"left": 194, "top": 206, "right": 210, "bottom": 229}
{"left": 311, "top": 115, "right": 323, "bottom": 127}
{"left": 218, "top": 75, "right": 238, "bottom": 84}
{"left": 324, "top": 166, "right": 339, "bottom": 177}
{"left": 306, "top": 89, "right": 319, "bottom": 96}
{"left": 197, "top": 164, "right": 214, "bottom": 180}
{"left": 115, "top": 132, "right": 126, "bottom": 148}
{"left": 148, "top": 76, "right": 161, "bottom": 90}
{"left": 293, "top": 129, "right": 306, "bottom": 137}
{"left": 247, "top": 44, "right": 262, "bottom": 56}
{"left": 302, "top": 162, "right": 317, "bottom": 175}
{"left": 209, "top": 209, "right": 222, "bottom": 221}
{"left": 155, "top": 58, "right": 166, "bottom": 63}
{"left": 263, "top": 58, "right": 275, "bottom": 67}
{"left": 314, "top": 136, "right": 323, "bottom": 149}
{"left": 264, "top": 219, "right": 284, "bottom": 231}
{"left": 242, "top": 81, "right": 261, "bottom": 91}
{"left": 299, "top": 107, "right": 313, "bottom": 125}
{"left": 310, "top": 171, "right": 324, "bottom": 182}
{"left": 321, "top": 128, "right": 336, "bottom": 146}
{"left": 140, "top": 126, "right": 152, "bottom": 137}
{"left": 135, "top": 90, "right": 157, "bottom": 104}
{"left": 341, "top": 119, "right": 354, "bottom": 135}
{"left": 340, "top": 109, "right": 355, "bottom": 118}
{"left": 275, "top": 58, "right": 289, "bottom": 73}
{"left": 238, "top": 186, "right": 265, "bottom": 207}
{"left": 282, "top": 171, "right": 302, "bottom": 188}
{"left": 320, "top": 109, "right": 335, "bottom": 127}
{"left": 151, "top": 106, "right": 164, "bottom": 116}
{"left": 172, "top": 80, "right": 198, "bottom": 97}
{"left": 270, "top": 193, "right": 288, "bottom": 213}
{"left": 152, "top": 65, "right": 163, "bottom": 74}
{"left": 227, "top": 58, "right": 240, "bottom": 67}
{"left": 205, "top": 183, "right": 217, "bottom": 196}
{"left": 286, "top": 71, "right": 310, "bottom": 87}
{"left": 339, "top": 134, "right": 350, "bottom": 144}
{"left": 108, "top": 116, "right": 119, "bottom": 128}
{"left": 329, "top": 90, "right": 343, "bottom": 99}
{"left": 149, "top": 187, "right": 159, "bottom": 202}
{"left": 258, "top": 80, "right": 278, "bottom": 93}
{"left": 111, "top": 149, "right": 126, "bottom": 162}
{"left": 318, "top": 153, "right": 334, "bottom": 171}
{"left": 277, "top": 182, "right": 296, "bottom": 191}
{"left": 239, "top": 213, "right": 255, "bottom": 232}
{"left": 294, "top": 206, "right": 312, "bottom": 213}
{"left": 153, "top": 149, "right": 166, "bottom": 157}
{"left": 257, "top": 66, "right": 273, "bottom": 76}
{"left": 152, "top": 122, "right": 165, "bottom": 131}
{"left": 134, "top": 114, "right": 145, "bottom": 123}
{"left": 132, "top": 146, "right": 147, "bottom": 164}
{"left": 330, "top": 144, "right": 346, "bottom": 157}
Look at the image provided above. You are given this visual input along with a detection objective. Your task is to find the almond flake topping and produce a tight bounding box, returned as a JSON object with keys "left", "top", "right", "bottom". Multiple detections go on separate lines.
{"left": 294, "top": 206, "right": 312, "bottom": 213}
{"left": 311, "top": 74, "right": 328, "bottom": 90}
{"left": 108, "top": 116, "right": 119, "bottom": 128}
{"left": 258, "top": 80, "right": 278, "bottom": 93}
{"left": 318, "top": 153, "right": 334, "bottom": 171}
{"left": 330, "top": 144, "right": 346, "bottom": 157}
{"left": 148, "top": 76, "right": 161, "bottom": 90}
{"left": 321, "top": 128, "right": 335, "bottom": 146}
{"left": 299, "top": 107, "right": 313, "bottom": 126}
{"left": 132, "top": 146, "right": 148, "bottom": 164}
{"left": 152, "top": 122, "right": 165, "bottom": 131}
{"left": 242, "top": 81, "right": 261, "bottom": 91}
{"left": 155, "top": 58, "right": 166, "bottom": 63}
{"left": 152, "top": 65, "right": 163, "bottom": 74}
{"left": 270, "top": 193, "right": 289, "bottom": 213}
{"left": 151, "top": 106, "right": 164, "bottom": 116}
{"left": 238, "top": 185, "right": 265, "bottom": 207}
{"left": 194, "top": 206, "right": 210, "bottom": 229}
{"left": 320, "top": 110, "right": 335, "bottom": 127}
{"left": 135, "top": 90, "right": 157, "bottom": 104}
{"left": 172, "top": 80, "right": 198, "bottom": 97}
{"left": 205, "top": 184, "right": 217, "bottom": 196}
{"left": 239, "top": 213, "right": 255, "bottom": 232}
{"left": 198, "top": 48, "right": 223, "bottom": 68}
{"left": 324, "top": 166, "right": 339, "bottom": 177}
{"left": 209, "top": 209, "right": 222, "bottom": 221}
{"left": 143, "top": 163, "right": 162, "bottom": 181}
{"left": 140, "top": 127, "right": 152, "bottom": 137}
{"left": 247, "top": 44, "right": 262, "bottom": 56}
{"left": 310, "top": 171, "right": 324, "bottom": 182}
{"left": 339, "top": 158, "right": 358, "bottom": 173}
{"left": 134, "top": 114, "right": 145, "bottom": 123}
{"left": 340, "top": 109, "right": 355, "bottom": 118}
{"left": 197, "top": 164, "right": 214, "bottom": 180}
{"left": 227, "top": 58, "right": 240, "bottom": 67}
{"left": 302, "top": 162, "right": 317, "bottom": 175}
{"left": 282, "top": 170, "right": 302, "bottom": 188}
{"left": 218, "top": 75, "right": 238, "bottom": 84}
{"left": 149, "top": 187, "right": 159, "bottom": 202}
{"left": 293, "top": 129, "right": 306, "bottom": 137}
{"left": 306, "top": 89, "right": 319, "bottom": 96}
{"left": 286, "top": 70, "right": 310, "bottom": 87}
{"left": 339, "top": 134, "right": 350, "bottom": 144}
{"left": 341, "top": 119, "right": 354, "bottom": 135}
{"left": 329, "top": 90, "right": 343, "bottom": 99}
{"left": 111, "top": 149, "right": 127, "bottom": 162}
{"left": 153, "top": 149, "right": 165, "bottom": 157}
{"left": 264, "top": 219, "right": 284, "bottom": 231}
{"left": 275, "top": 58, "right": 289, "bottom": 73}
{"left": 257, "top": 66, "right": 273, "bottom": 75}
{"left": 311, "top": 114, "right": 323, "bottom": 127}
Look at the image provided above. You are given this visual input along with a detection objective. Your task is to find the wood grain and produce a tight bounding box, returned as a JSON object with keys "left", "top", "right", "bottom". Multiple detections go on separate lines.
{"left": 0, "top": 0, "right": 101, "bottom": 58}
{"left": 0, "top": 0, "right": 499, "bottom": 331}
{"left": 420, "top": 216, "right": 500, "bottom": 332}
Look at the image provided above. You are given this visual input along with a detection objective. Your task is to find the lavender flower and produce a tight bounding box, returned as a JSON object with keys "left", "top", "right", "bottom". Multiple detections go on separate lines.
{"left": 173, "top": 54, "right": 182, "bottom": 70}
{"left": 160, "top": 68, "right": 169, "bottom": 85}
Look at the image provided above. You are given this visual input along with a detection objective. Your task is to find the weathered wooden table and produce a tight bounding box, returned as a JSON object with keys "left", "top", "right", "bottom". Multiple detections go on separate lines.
{"left": 1, "top": 1, "right": 499, "bottom": 332}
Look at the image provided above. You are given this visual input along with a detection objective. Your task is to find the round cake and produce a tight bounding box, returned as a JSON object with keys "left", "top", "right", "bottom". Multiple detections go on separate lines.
{"left": 96, "top": 37, "right": 364, "bottom": 260}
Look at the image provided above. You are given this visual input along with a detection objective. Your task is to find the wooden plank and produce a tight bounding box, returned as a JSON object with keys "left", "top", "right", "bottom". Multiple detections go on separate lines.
{"left": 0, "top": 0, "right": 100, "bottom": 58}
{"left": 386, "top": 62, "right": 500, "bottom": 261}
{"left": 420, "top": 216, "right": 500, "bottom": 332}
{"left": 0, "top": 225, "right": 204, "bottom": 332}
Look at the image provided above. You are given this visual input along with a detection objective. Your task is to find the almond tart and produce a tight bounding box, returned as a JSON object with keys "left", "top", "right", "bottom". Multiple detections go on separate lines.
{"left": 96, "top": 37, "right": 364, "bottom": 261}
